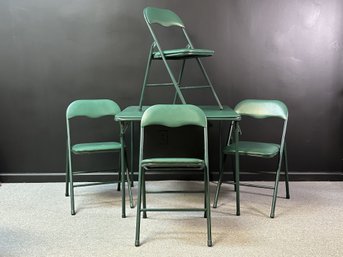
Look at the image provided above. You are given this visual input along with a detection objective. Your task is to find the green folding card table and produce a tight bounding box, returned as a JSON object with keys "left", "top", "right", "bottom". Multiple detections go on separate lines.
{"left": 115, "top": 105, "right": 241, "bottom": 216}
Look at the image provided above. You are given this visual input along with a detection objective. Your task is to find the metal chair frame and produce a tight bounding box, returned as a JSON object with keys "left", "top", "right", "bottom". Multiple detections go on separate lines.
{"left": 138, "top": 7, "right": 223, "bottom": 110}
{"left": 65, "top": 99, "right": 134, "bottom": 217}
{"left": 213, "top": 99, "right": 290, "bottom": 218}
{"left": 135, "top": 104, "right": 212, "bottom": 247}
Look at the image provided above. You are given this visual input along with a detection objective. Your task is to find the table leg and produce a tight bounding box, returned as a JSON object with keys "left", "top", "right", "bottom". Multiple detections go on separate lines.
{"left": 120, "top": 122, "right": 126, "bottom": 218}
{"left": 218, "top": 120, "right": 222, "bottom": 182}
{"left": 234, "top": 121, "right": 240, "bottom": 216}
{"left": 130, "top": 121, "right": 134, "bottom": 187}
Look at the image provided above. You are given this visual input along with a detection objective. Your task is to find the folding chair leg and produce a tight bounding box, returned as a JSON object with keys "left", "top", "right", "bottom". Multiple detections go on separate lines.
{"left": 270, "top": 158, "right": 282, "bottom": 218}
{"left": 142, "top": 171, "right": 147, "bottom": 219}
{"left": 213, "top": 154, "right": 227, "bottom": 208}
{"left": 135, "top": 168, "right": 143, "bottom": 247}
{"left": 205, "top": 167, "right": 212, "bottom": 247}
{"left": 126, "top": 170, "right": 134, "bottom": 209}
{"left": 159, "top": 54, "right": 187, "bottom": 104}
{"left": 284, "top": 146, "right": 290, "bottom": 199}
{"left": 124, "top": 150, "right": 134, "bottom": 208}
{"left": 65, "top": 150, "right": 69, "bottom": 197}
{"left": 204, "top": 171, "right": 207, "bottom": 218}
{"left": 118, "top": 150, "right": 135, "bottom": 209}
{"left": 173, "top": 59, "right": 186, "bottom": 104}
{"left": 229, "top": 156, "right": 238, "bottom": 192}
{"left": 195, "top": 58, "right": 223, "bottom": 110}
{"left": 139, "top": 46, "right": 153, "bottom": 110}
{"left": 117, "top": 154, "right": 121, "bottom": 191}
{"left": 68, "top": 161, "right": 76, "bottom": 215}
{"left": 65, "top": 172, "right": 69, "bottom": 197}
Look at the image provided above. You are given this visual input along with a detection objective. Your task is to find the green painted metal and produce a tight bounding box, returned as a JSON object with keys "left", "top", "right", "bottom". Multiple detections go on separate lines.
{"left": 284, "top": 143, "right": 290, "bottom": 199}
{"left": 224, "top": 141, "right": 280, "bottom": 158}
{"left": 73, "top": 181, "right": 115, "bottom": 188}
{"left": 66, "top": 99, "right": 121, "bottom": 119}
{"left": 65, "top": 99, "right": 134, "bottom": 216}
{"left": 144, "top": 7, "right": 185, "bottom": 28}
{"left": 116, "top": 104, "right": 241, "bottom": 218}
{"left": 141, "top": 158, "right": 205, "bottom": 168}
{"left": 115, "top": 105, "right": 240, "bottom": 122}
{"left": 146, "top": 190, "right": 204, "bottom": 194}
{"left": 140, "top": 208, "right": 206, "bottom": 212}
{"left": 153, "top": 48, "right": 214, "bottom": 59}
{"left": 234, "top": 99, "right": 288, "bottom": 120}
{"left": 139, "top": 7, "right": 223, "bottom": 110}
{"left": 234, "top": 121, "right": 240, "bottom": 216}
{"left": 213, "top": 99, "right": 289, "bottom": 218}
{"left": 135, "top": 104, "right": 212, "bottom": 247}
{"left": 130, "top": 121, "right": 134, "bottom": 187}
{"left": 72, "top": 142, "right": 122, "bottom": 153}
{"left": 173, "top": 59, "right": 186, "bottom": 104}
{"left": 141, "top": 104, "right": 207, "bottom": 128}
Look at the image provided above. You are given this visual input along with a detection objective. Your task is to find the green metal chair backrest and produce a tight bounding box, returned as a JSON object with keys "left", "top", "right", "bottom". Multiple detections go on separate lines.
{"left": 144, "top": 7, "right": 185, "bottom": 28}
{"left": 140, "top": 104, "right": 208, "bottom": 167}
{"left": 234, "top": 99, "right": 288, "bottom": 120}
{"left": 66, "top": 99, "right": 121, "bottom": 120}
{"left": 234, "top": 99, "right": 288, "bottom": 152}
{"left": 66, "top": 99, "right": 121, "bottom": 153}
{"left": 141, "top": 104, "right": 207, "bottom": 128}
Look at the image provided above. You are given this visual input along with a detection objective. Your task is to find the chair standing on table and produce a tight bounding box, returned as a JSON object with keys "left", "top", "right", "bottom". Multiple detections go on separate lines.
{"left": 135, "top": 104, "right": 212, "bottom": 247}
{"left": 138, "top": 6, "right": 223, "bottom": 110}
{"left": 213, "top": 99, "right": 290, "bottom": 218}
{"left": 65, "top": 99, "right": 133, "bottom": 216}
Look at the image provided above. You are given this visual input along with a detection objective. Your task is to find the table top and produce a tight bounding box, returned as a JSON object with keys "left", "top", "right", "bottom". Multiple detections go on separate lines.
{"left": 116, "top": 105, "right": 241, "bottom": 122}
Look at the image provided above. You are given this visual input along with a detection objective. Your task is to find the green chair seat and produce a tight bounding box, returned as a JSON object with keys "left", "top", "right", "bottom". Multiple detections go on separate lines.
{"left": 224, "top": 141, "right": 280, "bottom": 158}
{"left": 141, "top": 157, "right": 205, "bottom": 169}
{"left": 72, "top": 142, "right": 121, "bottom": 154}
{"left": 153, "top": 48, "right": 214, "bottom": 59}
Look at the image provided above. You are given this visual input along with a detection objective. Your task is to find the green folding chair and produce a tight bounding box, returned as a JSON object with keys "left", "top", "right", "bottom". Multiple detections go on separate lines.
{"left": 135, "top": 104, "right": 212, "bottom": 247}
{"left": 65, "top": 99, "right": 133, "bottom": 216}
{"left": 213, "top": 99, "right": 290, "bottom": 218}
{"left": 138, "top": 7, "right": 223, "bottom": 110}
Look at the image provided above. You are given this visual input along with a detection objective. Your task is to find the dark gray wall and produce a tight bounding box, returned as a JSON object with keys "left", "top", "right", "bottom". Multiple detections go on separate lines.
{"left": 0, "top": 0, "right": 342, "bottom": 180}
